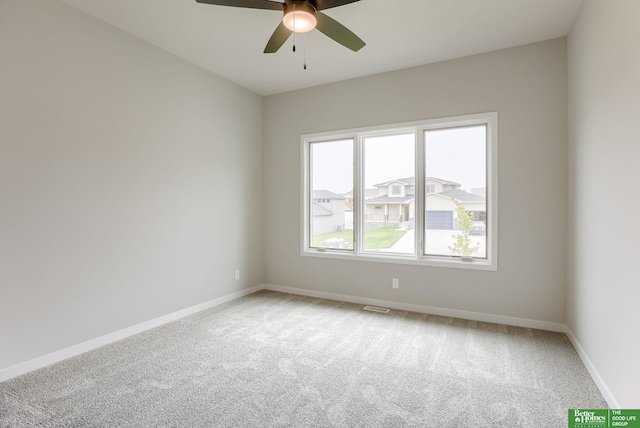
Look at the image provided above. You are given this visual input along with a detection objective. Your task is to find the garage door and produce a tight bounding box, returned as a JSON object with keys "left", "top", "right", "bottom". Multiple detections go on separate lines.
{"left": 426, "top": 211, "right": 453, "bottom": 230}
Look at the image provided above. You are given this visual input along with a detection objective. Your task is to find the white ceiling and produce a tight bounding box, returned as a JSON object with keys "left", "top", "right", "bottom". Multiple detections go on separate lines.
{"left": 59, "top": 0, "right": 583, "bottom": 96}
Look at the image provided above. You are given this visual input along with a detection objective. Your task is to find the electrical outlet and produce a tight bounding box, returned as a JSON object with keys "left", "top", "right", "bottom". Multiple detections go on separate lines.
{"left": 392, "top": 278, "right": 399, "bottom": 289}
{"left": 235, "top": 270, "right": 240, "bottom": 281}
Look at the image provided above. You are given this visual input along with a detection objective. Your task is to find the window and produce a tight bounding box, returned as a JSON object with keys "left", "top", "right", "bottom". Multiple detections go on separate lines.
{"left": 363, "top": 133, "right": 414, "bottom": 254}
{"left": 424, "top": 125, "right": 487, "bottom": 259}
{"left": 472, "top": 211, "right": 486, "bottom": 222}
{"left": 302, "top": 112, "right": 497, "bottom": 270}
{"left": 309, "top": 139, "right": 353, "bottom": 250}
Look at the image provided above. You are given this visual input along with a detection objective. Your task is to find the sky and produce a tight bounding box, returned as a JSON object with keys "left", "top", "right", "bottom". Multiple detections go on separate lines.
{"left": 311, "top": 125, "right": 486, "bottom": 194}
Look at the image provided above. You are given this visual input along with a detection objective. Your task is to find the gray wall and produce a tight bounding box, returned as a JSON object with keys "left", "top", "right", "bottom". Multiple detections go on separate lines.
{"left": 0, "top": 0, "right": 263, "bottom": 371}
{"left": 264, "top": 39, "right": 568, "bottom": 324}
{"left": 567, "top": 0, "right": 640, "bottom": 408}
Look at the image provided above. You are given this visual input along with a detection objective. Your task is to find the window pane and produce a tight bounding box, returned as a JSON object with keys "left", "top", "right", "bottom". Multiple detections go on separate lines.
{"left": 310, "top": 139, "right": 353, "bottom": 250}
{"left": 424, "top": 126, "right": 487, "bottom": 258}
{"left": 363, "top": 134, "right": 415, "bottom": 255}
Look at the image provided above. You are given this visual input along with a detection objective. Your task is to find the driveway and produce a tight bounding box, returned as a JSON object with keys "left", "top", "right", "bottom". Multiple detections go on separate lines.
{"left": 380, "top": 228, "right": 486, "bottom": 257}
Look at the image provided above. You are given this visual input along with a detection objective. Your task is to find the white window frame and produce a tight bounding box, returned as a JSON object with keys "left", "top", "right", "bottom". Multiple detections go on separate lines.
{"left": 301, "top": 112, "right": 498, "bottom": 271}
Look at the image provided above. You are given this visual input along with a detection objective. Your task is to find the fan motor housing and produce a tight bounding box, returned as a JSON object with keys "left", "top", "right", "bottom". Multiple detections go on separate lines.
{"left": 284, "top": 0, "right": 318, "bottom": 8}
{"left": 283, "top": 2, "right": 317, "bottom": 15}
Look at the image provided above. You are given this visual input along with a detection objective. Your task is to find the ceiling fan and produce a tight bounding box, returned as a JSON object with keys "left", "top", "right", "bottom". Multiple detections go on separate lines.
{"left": 195, "top": 0, "right": 366, "bottom": 54}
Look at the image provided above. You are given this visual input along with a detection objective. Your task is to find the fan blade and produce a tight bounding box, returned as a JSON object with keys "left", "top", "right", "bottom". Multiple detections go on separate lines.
{"left": 315, "top": 11, "right": 365, "bottom": 52}
{"left": 195, "top": 0, "right": 283, "bottom": 11}
{"left": 314, "top": 0, "right": 360, "bottom": 11}
{"left": 264, "top": 22, "right": 293, "bottom": 53}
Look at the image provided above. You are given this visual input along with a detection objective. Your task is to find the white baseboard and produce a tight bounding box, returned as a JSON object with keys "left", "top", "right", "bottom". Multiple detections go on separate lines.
{"left": 263, "top": 284, "right": 566, "bottom": 332}
{"left": 0, "top": 284, "right": 264, "bottom": 383}
{"left": 2, "top": 282, "right": 619, "bottom": 410}
{"left": 563, "top": 326, "right": 620, "bottom": 409}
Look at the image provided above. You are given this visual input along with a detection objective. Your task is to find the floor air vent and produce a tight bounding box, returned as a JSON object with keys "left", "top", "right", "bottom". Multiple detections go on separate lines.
{"left": 362, "top": 306, "right": 390, "bottom": 314}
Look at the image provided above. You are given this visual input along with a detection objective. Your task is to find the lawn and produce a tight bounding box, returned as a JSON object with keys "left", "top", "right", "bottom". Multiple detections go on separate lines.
{"left": 313, "top": 226, "right": 407, "bottom": 249}
{"left": 364, "top": 226, "right": 408, "bottom": 249}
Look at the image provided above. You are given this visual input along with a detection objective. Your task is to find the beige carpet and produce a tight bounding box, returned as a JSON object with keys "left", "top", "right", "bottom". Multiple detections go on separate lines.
{"left": 0, "top": 290, "right": 607, "bottom": 427}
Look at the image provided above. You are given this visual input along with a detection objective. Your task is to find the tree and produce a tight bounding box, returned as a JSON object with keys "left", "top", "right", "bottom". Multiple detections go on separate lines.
{"left": 448, "top": 200, "right": 480, "bottom": 256}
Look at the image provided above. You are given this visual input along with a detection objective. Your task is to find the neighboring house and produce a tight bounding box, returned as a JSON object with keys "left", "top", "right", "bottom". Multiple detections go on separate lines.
{"left": 312, "top": 190, "right": 346, "bottom": 235}
{"left": 365, "top": 177, "right": 416, "bottom": 223}
{"left": 341, "top": 191, "right": 354, "bottom": 212}
{"left": 343, "top": 188, "right": 378, "bottom": 211}
{"left": 341, "top": 191, "right": 356, "bottom": 230}
{"left": 425, "top": 188, "right": 486, "bottom": 230}
{"left": 364, "top": 177, "right": 486, "bottom": 230}
{"left": 341, "top": 188, "right": 378, "bottom": 230}
{"left": 425, "top": 177, "right": 461, "bottom": 194}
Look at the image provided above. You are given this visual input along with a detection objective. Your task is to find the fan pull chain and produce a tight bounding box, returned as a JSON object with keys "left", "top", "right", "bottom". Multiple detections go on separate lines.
{"left": 303, "top": 35, "right": 307, "bottom": 70}
{"left": 292, "top": 3, "right": 296, "bottom": 52}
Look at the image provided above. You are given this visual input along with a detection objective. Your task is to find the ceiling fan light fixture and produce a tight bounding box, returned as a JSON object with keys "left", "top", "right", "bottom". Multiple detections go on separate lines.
{"left": 282, "top": 3, "right": 317, "bottom": 33}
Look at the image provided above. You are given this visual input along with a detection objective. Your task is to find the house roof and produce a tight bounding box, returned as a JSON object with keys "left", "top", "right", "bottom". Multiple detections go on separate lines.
{"left": 439, "top": 189, "right": 485, "bottom": 202}
{"left": 374, "top": 176, "right": 461, "bottom": 187}
{"left": 365, "top": 195, "right": 415, "bottom": 204}
{"left": 313, "top": 190, "right": 345, "bottom": 200}
{"left": 426, "top": 177, "right": 461, "bottom": 187}
{"left": 374, "top": 177, "right": 415, "bottom": 187}
{"left": 312, "top": 203, "right": 334, "bottom": 216}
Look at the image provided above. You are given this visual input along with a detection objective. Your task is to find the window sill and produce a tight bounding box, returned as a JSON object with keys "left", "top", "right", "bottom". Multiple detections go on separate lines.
{"left": 301, "top": 248, "right": 497, "bottom": 271}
